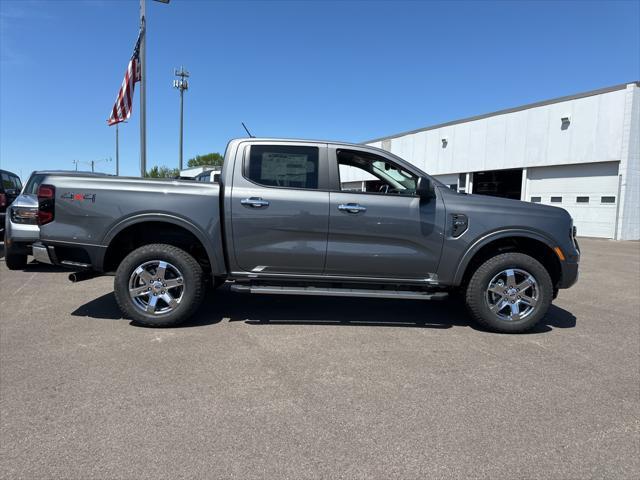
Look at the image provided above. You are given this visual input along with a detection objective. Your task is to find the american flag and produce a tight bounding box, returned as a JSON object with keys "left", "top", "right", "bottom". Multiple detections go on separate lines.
{"left": 107, "top": 30, "right": 143, "bottom": 126}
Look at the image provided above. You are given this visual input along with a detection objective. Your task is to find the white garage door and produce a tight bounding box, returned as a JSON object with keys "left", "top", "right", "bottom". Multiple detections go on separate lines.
{"left": 526, "top": 162, "right": 620, "bottom": 238}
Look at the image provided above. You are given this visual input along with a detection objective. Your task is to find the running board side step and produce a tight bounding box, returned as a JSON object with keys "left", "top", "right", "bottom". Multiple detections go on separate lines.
{"left": 230, "top": 284, "right": 448, "bottom": 301}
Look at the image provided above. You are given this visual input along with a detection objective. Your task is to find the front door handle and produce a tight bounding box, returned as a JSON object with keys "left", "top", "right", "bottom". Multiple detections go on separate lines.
{"left": 338, "top": 203, "right": 367, "bottom": 214}
{"left": 241, "top": 197, "right": 270, "bottom": 208}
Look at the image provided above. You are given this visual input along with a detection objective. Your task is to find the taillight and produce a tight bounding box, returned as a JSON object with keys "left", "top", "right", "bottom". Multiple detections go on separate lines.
{"left": 0, "top": 193, "right": 6, "bottom": 208}
{"left": 37, "top": 184, "right": 55, "bottom": 225}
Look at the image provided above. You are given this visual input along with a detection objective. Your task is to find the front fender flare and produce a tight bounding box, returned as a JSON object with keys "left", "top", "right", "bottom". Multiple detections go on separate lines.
{"left": 452, "top": 228, "right": 558, "bottom": 285}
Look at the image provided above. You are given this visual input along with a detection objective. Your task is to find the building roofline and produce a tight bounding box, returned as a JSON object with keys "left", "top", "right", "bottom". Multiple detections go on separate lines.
{"left": 363, "top": 81, "right": 640, "bottom": 144}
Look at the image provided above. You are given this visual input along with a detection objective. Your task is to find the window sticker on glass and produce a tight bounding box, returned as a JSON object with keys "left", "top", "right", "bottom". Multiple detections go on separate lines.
{"left": 248, "top": 145, "right": 319, "bottom": 189}
{"left": 260, "top": 152, "right": 314, "bottom": 185}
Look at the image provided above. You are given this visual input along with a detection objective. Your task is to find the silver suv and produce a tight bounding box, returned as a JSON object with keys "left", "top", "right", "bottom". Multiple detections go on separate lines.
{"left": 3, "top": 172, "right": 42, "bottom": 269}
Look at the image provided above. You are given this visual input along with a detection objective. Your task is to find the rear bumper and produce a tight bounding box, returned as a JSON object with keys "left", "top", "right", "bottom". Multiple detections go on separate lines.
{"left": 32, "top": 243, "right": 54, "bottom": 264}
{"left": 32, "top": 241, "right": 97, "bottom": 269}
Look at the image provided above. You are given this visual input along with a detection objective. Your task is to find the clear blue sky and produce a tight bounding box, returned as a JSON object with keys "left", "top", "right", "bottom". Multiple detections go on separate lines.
{"left": 1, "top": 0, "right": 638, "bottom": 179}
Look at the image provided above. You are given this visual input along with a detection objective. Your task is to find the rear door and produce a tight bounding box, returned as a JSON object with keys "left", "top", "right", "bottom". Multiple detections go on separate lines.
{"left": 230, "top": 142, "right": 330, "bottom": 275}
{"left": 325, "top": 147, "right": 445, "bottom": 280}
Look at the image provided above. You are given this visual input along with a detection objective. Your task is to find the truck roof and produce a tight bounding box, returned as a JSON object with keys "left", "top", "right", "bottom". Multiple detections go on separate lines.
{"left": 228, "top": 137, "right": 367, "bottom": 148}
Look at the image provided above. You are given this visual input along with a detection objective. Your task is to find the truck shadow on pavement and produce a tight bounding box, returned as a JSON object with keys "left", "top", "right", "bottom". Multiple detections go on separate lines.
{"left": 72, "top": 285, "right": 577, "bottom": 334}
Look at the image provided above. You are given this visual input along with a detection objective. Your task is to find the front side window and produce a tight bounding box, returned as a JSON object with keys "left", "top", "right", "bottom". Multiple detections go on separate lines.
{"left": 337, "top": 149, "right": 417, "bottom": 196}
{"left": 247, "top": 145, "right": 319, "bottom": 190}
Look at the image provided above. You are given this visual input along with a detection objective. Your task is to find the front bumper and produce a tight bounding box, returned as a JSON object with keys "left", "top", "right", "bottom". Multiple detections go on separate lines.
{"left": 559, "top": 260, "right": 579, "bottom": 289}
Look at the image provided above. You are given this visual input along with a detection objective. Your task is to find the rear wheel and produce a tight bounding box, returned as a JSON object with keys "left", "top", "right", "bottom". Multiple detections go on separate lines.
{"left": 465, "top": 252, "right": 552, "bottom": 333}
{"left": 114, "top": 244, "right": 204, "bottom": 327}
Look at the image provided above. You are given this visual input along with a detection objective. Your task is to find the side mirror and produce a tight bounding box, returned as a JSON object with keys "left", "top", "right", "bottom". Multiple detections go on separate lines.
{"left": 416, "top": 176, "right": 435, "bottom": 199}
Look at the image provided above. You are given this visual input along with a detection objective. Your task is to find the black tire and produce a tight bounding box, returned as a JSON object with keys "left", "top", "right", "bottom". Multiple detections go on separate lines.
{"left": 114, "top": 244, "right": 205, "bottom": 327}
{"left": 5, "top": 252, "right": 28, "bottom": 270}
{"left": 465, "top": 252, "right": 553, "bottom": 333}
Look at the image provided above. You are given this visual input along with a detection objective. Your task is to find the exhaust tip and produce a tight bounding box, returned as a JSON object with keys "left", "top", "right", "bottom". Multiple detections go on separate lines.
{"left": 68, "top": 270, "right": 97, "bottom": 283}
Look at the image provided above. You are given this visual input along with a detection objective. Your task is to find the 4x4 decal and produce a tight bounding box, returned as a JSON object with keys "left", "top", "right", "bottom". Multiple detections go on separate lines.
{"left": 60, "top": 192, "right": 96, "bottom": 203}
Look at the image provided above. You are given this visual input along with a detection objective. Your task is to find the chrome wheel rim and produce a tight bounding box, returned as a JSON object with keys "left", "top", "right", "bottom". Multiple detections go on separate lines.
{"left": 485, "top": 268, "right": 539, "bottom": 322}
{"left": 128, "top": 260, "right": 184, "bottom": 315}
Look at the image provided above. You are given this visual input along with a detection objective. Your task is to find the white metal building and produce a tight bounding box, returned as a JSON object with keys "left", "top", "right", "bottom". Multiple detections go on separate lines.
{"left": 359, "top": 82, "right": 640, "bottom": 240}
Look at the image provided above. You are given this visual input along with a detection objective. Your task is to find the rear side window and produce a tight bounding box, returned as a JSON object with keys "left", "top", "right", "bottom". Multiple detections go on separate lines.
{"left": 1, "top": 173, "right": 18, "bottom": 191}
{"left": 247, "top": 145, "right": 319, "bottom": 190}
{"left": 23, "top": 174, "right": 45, "bottom": 195}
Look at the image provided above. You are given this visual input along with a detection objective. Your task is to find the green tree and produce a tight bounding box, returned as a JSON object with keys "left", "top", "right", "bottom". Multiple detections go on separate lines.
{"left": 187, "top": 152, "right": 223, "bottom": 168}
{"left": 145, "top": 166, "right": 180, "bottom": 178}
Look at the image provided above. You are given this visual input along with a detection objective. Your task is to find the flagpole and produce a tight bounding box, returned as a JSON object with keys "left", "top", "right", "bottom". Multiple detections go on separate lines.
{"left": 115, "top": 123, "right": 120, "bottom": 176}
{"left": 139, "top": 0, "right": 146, "bottom": 177}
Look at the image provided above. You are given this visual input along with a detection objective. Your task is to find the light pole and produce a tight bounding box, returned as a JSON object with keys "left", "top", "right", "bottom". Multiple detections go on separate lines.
{"left": 173, "top": 66, "right": 189, "bottom": 171}
{"left": 139, "top": 0, "right": 171, "bottom": 177}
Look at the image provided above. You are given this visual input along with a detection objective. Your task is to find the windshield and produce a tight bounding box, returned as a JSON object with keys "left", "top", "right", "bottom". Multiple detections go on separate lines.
{"left": 371, "top": 160, "right": 416, "bottom": 192}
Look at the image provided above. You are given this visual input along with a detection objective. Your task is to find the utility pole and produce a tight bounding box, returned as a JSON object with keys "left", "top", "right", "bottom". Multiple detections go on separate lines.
{"left": 77, "top": 158, "right": 111, "bottom": 173}
{"left": 173, "top": 66, "right": 189, "bottom": 170}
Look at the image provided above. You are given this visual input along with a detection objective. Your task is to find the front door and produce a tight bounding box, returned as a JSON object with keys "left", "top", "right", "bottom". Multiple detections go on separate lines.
{"left": 325, "top": 147, "right": 445, "bottom": 280}
{"left": 230, "top": 142, "right": 330, "bottom": 275}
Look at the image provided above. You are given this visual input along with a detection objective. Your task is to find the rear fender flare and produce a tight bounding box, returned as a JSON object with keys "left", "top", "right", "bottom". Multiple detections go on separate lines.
{"left": 102, "top": 213, "right": 225, "bottom": 275}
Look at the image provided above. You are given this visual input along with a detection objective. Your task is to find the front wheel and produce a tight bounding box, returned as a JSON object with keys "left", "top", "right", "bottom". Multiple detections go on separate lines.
{"left": 114, "top": 244, "right": 205, "bottom": 327}
{"left": 465, "top": 252, "right": 553, "bottom": 333}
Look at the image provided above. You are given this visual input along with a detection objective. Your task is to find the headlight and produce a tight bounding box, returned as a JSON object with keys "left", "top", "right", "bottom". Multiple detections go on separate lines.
{"left": 11, "top": 206, "right": 38, "bottom": 225}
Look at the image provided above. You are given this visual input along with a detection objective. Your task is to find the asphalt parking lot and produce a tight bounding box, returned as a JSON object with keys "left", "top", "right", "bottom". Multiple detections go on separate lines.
{"left": 1, "top": 238, "right": 638, "bottom": 479}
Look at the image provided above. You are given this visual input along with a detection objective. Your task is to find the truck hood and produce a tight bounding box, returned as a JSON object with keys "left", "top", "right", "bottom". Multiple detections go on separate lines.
{"left": 441, "top": 187, "right": 571, "bottom": 221}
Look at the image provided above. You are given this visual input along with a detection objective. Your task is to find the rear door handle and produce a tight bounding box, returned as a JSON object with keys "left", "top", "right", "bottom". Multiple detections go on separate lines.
{"left": 338, "top": 203, "right": 367, "bottom": 214}
{"left": 241, "top": 197, "right": 270, "bottom": 208}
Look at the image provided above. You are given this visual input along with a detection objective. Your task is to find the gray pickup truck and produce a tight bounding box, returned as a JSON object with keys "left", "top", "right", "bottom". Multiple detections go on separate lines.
{"left": 32, "top": 138, "right": 579, "bottom": 332}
